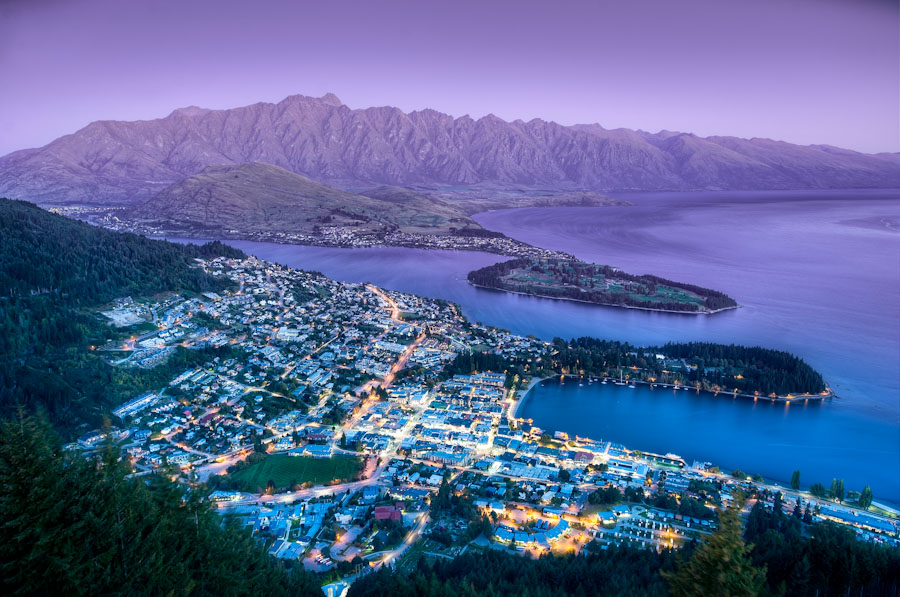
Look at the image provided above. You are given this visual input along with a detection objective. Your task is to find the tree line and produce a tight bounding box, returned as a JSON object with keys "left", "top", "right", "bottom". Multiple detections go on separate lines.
{"left": 546, "top": 338, "right": 826, "bottom": 396}
{"left": 444, "top": 336, "right": 826, "bottom": 396}
{"left": 350, "top": 493, "right": 900, "bottom": 597}
{"left": 349, "top": 545, "right": 678, "bottom": 596}
{"left": 744, "top": 491, "right": 900, "bottom": 595}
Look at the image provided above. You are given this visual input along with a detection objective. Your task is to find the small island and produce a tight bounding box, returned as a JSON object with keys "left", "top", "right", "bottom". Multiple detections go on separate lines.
{"left": 467, "top": 256, "right": 738, "bottom": 314}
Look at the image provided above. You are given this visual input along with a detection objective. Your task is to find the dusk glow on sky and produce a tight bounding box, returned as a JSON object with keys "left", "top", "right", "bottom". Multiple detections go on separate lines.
{"left": 1, "top": 0, "right": 897, "bottom": 155}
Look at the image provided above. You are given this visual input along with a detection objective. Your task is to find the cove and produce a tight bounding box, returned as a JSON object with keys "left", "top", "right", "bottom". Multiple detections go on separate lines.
{"left": 519, "top": 379, "right": 897, "bottom": 501}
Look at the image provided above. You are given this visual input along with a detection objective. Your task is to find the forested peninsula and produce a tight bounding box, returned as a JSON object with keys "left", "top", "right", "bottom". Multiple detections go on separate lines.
{"left": 468, "top": 257, "right": 738, "bottom": 314}
{"left": 448, "top": 338, "right": 829, "bottom": 399}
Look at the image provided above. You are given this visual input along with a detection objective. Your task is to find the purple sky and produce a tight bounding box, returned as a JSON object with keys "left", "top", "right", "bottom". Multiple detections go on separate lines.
{"left": 1, "top": 0, "right": 897, "bottom": 155}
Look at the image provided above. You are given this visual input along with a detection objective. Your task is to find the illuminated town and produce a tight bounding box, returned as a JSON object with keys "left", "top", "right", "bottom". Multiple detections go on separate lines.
{"left": 70, "top": 255, "right": 899, "bottom": 592}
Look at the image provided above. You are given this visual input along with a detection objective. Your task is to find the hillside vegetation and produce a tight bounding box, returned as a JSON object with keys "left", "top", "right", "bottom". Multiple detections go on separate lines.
{"left": 130, "top": 163, "right": 484, "bottom": 235}
{"left": 0, "top": 198, "right": 243, "bottom": 431}
{"left": 0, "top": 413, "right": 320, "bottom": 595}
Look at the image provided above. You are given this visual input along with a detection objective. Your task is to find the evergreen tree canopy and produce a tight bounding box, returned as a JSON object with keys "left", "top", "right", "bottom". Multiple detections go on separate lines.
{"left": 744, "top": 493, "right": 900, "bottom": 595}
{"left": 665, "top": 498, "right": 766, "bottom": 597}
{"left": 0, "top": 198, "right": 244, "bottom": 432}
{"left": 348, "top": 546, "right": 677, "bottom": 597}
{"left": 0, "top": 412, "right": 320, "bottom": 596}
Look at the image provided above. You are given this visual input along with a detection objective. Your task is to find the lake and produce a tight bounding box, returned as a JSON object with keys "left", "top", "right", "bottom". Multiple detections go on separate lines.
{"left": 521, "top": 379, "right": 898, "bottom": 501}
{"left": 170, "top": 188, "right": 900, "bottom": 502}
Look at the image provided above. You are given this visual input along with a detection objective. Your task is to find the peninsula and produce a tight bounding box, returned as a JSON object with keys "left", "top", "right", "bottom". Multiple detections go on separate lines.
{"left": 468, "top": 256, "right": 738, "bottom": 314}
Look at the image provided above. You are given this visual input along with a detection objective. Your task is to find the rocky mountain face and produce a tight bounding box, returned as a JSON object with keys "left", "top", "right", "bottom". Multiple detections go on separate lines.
{"left": 1, "top": 92, "right": 898, "bottom": 206}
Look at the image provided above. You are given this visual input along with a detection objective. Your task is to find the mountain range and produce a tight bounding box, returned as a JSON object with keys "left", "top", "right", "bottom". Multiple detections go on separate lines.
{"left": 1, "top": 93, "right": 898, "bottom": 210}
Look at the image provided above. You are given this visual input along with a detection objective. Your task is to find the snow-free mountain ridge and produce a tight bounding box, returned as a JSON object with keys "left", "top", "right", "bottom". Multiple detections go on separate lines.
{"left": 1, "top": 93, "right": 898, "bottom": 206}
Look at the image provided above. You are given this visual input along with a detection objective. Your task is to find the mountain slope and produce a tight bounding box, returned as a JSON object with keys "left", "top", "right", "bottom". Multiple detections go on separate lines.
{"left": 1, "top": 93, "right": 898, "bottom": 206}
{"left": 129, "top": 163, "right": 624, "bottom": 236}
{"left": 0, "top": 415, "right": 321, "bottom": 596}
{"left": 130, "top": 162, "right": 481, "bottom": 234}
{"left": 0, "top": 198, "right": 242, "bottom": 429}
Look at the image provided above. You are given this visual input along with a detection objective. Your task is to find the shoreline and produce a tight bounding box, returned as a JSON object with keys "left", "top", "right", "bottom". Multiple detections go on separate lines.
{"left": 469, "top": 282, "right": 739, "bottom": 315}
{"left": 508, "top": 375, "right": 553, "bottom": 422}
{"left": 511, "top": 375, "right": 847, "bottom": 502}
{"left": 513, "top": 374, "right": 833, "bottom": 411}
{"left": 136, "top": 228, "right": 571, "bottom": 260}
{"left": 161, "top": 233, "right": 739, "bottom": 317}
{"left": 126, "top": 224, "right": 739, "bottom": 317}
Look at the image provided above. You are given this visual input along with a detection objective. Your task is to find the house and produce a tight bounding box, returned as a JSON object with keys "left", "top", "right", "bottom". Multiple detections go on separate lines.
{"left": 612, "top": 505, "right": 631, "bottom": 517}
{"left": 360, "top": 486, "right": 380, "bottom": 504}
{"left": 167, "top": 451, "right": 192, "bottom": 465}
{"left": 597, "top": 511, "right": 617, "bottom": 525}
{"left": 386, "top": 487, "right": 430, "bottom": 501}
{"left": 302, "top": 444, "right": 333, "bottom": 458}
{"left": 373, "top": 505, "right": 403, "bottom": 522}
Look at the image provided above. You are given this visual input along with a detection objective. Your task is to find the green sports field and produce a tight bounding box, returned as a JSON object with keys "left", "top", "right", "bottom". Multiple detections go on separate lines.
{"left": 232, "top": 453, "right": 363, "bottom": 492}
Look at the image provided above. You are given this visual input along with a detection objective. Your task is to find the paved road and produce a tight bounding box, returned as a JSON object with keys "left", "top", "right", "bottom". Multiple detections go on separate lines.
{"left": 375, "top": 511, "right": 432, "bottom": 569}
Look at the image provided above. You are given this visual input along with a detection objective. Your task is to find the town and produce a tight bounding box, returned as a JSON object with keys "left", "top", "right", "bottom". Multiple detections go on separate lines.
{"left": 72, "top": 254, "right": 900, "bottom": 594}
{"left": 50, "top": 205, "right": 576, "bottom": 260}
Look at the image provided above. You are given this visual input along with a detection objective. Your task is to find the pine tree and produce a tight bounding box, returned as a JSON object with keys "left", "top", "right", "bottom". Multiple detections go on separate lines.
{"left": 664, "top": 495, "right": 767, "bottom": 597}
{"left": 788, "top": 555, "right": 811, "bottom": 596}
{"left": 809, "top": 482, "right": 826, "bottom": 498}
{"left": 0, "top": 411, "right": 320, "bottom": 595}
{"left": 858, "top": 485, "right": 874, "bottom": 510}
{"left": 430, "top": 475, "right": 452, "bottom": 515}
{"left": 830, "top": 478, "right": 845, "bottom": 503}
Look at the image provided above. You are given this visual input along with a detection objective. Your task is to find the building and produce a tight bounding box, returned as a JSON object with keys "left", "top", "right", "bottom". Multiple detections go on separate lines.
{"left": 113, "top": 392, "right": 159, "bottom": 419}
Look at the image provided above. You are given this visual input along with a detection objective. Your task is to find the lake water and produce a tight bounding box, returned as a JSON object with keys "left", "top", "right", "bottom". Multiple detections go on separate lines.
{"left": 522, "top": 379, "right": 898, "bottom": 502}
{"left": 171, "top": 188, "right": 900, "bottom": 502}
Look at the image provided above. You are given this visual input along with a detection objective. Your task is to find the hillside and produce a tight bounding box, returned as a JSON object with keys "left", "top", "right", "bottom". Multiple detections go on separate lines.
{"left": 0, "top": 414, "right": 321, "bottom": 595}
{"left": 130, "top": 162, "right": 482, "bottom": 235}
{"left": 0, "top": 199, "right": 242, "bottom": 306}
{"left": 0, "top": 198, "right": 242, "bottom": 430}
{"left": 129, "top": 163, "right": 626, "bottom": 237}
{"left": 1, "top": 93, "right": 898, "bottom": 207}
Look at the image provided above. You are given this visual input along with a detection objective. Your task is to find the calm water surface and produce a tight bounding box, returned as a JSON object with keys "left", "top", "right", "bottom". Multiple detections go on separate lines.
{"left": 173, "top": 189, "right": 900, "bottom": 501}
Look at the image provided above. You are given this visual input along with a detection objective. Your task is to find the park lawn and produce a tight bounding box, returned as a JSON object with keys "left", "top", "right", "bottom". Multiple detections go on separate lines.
{"left": 233, "top": 453, "right": 363, "bottom": 492}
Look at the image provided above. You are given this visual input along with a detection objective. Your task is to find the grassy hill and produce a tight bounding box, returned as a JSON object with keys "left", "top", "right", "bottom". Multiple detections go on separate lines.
{"left": 127, "top": 162, "right": 628, "bottom": 239}
{"left": 130, "top": 162, "right": 484, "bottom": 235}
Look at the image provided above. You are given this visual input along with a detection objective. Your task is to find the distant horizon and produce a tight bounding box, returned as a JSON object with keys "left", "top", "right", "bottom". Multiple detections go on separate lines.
{"left": 1, "top": 0, "right": 897, "bottom": 156}
{"left": 3, "top": 90, "right": 898, "bottom": 158}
